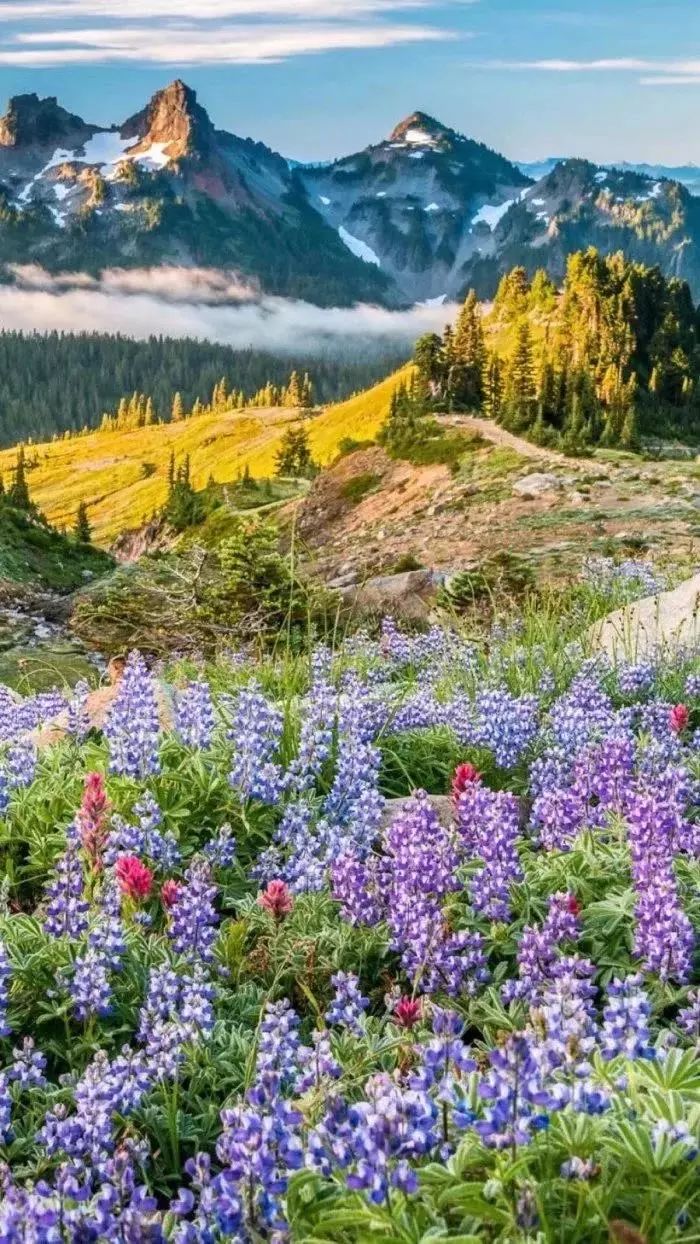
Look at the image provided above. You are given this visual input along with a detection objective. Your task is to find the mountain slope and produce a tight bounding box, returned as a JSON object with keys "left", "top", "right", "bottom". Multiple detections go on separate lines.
{"left": 0, "top": 372, "right": 404, "bottom": 543}
{"left": 299, "top": 112, "right": 531, "bottom": 303}
{"left": 0, "top": 82, "right": 390, "bottom": 306}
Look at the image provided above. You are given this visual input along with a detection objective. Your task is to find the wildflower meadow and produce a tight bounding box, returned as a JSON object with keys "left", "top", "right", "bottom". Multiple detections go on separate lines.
{"left": 0, "top": 561, "right": 698, "bottom": 1241}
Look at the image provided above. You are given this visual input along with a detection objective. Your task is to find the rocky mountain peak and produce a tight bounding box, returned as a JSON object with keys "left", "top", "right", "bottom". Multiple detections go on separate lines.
{"left": 388, "top": 111, "right": 452, "bottom": 145}
{"left": 0, "top": 92, "right": 93, "bottom": 149}
{"left": 120, "top": 78, "right": 215, "bottom": 159}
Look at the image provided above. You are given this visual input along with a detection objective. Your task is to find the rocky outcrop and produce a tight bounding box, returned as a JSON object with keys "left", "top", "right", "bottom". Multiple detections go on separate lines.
{"left": 588, "top": 573, "right": 700, "bottom": 662}
{"left": 341, "top": 569, "right": 444, "bottom": 621}
{"left": 120, "top": 79, "right": 216, "bottom": 161}
{"left": 0, "top": 93, "right": 94, "bottom": 149}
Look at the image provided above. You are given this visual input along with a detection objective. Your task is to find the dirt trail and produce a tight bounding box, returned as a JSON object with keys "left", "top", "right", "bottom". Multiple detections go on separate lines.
{"left": 444, "top": 414, "right": 611, "bottom": 471}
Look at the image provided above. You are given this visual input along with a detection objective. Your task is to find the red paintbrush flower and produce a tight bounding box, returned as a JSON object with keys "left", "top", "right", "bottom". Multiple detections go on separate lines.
{"left": 78, "top": 771, "right": 110, "bottom": 867}
{"left": 564, "top": 894, "right": 581, "bottom": 916}
{"left": 115, "top": 855, "right": 153, "bottom": 902}
{"left": 258, "top": 879, "right": 293, "bottom": 921}
{"left": 451, "top": 762, "right": 481, "bottom": 804}
{"left": 394, "top": 996, "right": 422, "bottom": 1030}
{"left": 161, "top": 879, "right": 182, "bottom": 909}
{"left": 670, "top": 704, "right": 690, "bottom": 734}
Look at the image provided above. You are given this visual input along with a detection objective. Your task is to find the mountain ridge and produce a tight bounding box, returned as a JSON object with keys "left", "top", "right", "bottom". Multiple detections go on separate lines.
{"left": 2, "top": 81, "right": 700, "bottom": 304}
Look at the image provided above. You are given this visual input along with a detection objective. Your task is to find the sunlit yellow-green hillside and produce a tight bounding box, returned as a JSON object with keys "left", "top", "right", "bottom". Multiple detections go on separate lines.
{"left": 0, "top": 367, "right": 409, "bottom": 546}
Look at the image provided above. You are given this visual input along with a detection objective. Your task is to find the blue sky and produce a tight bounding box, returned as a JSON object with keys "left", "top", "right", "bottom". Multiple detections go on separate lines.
{"left": 0, "top": 0, "right": 699, "bottom": 164}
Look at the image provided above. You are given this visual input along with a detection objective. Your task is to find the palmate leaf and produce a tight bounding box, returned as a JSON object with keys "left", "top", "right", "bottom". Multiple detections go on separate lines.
{"left": 630, "top": 1048, "right": 700, "bottom": 1100}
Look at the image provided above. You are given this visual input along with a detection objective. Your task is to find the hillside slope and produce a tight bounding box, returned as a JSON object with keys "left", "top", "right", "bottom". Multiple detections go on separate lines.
{"left": 0, "top": 371, "right": 406, "bottom": 544}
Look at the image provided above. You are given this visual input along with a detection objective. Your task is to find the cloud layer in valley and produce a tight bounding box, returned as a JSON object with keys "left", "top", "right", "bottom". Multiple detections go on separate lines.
{"left": 0, "top": 265, "right": 456, "bottom": 357}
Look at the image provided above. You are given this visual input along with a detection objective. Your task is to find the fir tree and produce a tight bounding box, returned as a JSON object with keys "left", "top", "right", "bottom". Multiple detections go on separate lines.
{"left": 8, "top": 447, "right": 31, "bottom": 511}
{"left": 171, "top": 392, "right": 185, "bottom": 422}
{"left": 74, "top": 501, "right": 92, "bottom": 544}
{"left": 275, "top": 423, "right": 316, "bottom": 477}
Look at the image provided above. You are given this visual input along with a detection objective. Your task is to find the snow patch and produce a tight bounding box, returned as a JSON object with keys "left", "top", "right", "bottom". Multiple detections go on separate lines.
{"left": 408, "top": 152, "right": 425, "bottom": 160}
{"left": 594, "top": 170, "right": 607, "bottom": 183}
{"left": 419, "top": 294, "right": 447, "bottom": 307}
{"left": 531, "top": 197, "right": 546, "bottom": 206}
{"left": 472, "top": 199, "right": 514, "bottom": 229}
{"left": 81, "top": 131, "right": 132, "bottom": 172}
{"left": 376, "top": 191, "right": 387, "bottom": 198}
{"left": 405, "top": 128, "right": 436, "bottom": 146}
{"left": 319, "top": 195, "right": 331, "bottom": 205}
{"left": 424, "top": 202, "right": 441, "bottom": 213}
{"left": 53, "top": 184, "right": 71, "bottom": 202}
{"left": 338, "top": 226, "right": 381, "bottom": 266}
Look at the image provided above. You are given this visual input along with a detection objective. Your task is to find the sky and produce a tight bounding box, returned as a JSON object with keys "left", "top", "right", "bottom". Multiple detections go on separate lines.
{"left": 0, "top": 0, "right": 699, "bottom": 165}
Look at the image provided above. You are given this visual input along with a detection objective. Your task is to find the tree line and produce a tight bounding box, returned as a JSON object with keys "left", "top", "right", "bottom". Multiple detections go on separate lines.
{"left": 99, "top": 371, "right": 315, "bottom": 432}
{"left": 0, "top": 331, "right": 403, "bottom": 448}
{"left": 405, "top": 248, "right": 700, "bottom": 451}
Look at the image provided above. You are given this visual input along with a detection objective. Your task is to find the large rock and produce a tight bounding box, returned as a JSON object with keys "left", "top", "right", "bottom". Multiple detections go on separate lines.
{"left": 341, "top": 569, "right": 444, "bottom": 621}
{"left": 512, "top": 473, "right": 563, "bottom": 499}
{"left": 588, "top": 573, "right": 700, "bottom": 662}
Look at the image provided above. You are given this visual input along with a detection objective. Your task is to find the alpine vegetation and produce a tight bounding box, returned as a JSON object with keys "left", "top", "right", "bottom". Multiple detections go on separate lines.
{"left": 0, "top": 566, "right": 698, "bottom": 1240}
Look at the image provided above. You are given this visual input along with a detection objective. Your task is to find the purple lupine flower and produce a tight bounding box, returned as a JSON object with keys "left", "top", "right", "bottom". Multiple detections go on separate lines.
{"left": 8, "top": 1037, "right": 46, "bottom": 1089}
{"left": 678, "top": 989, "right": 700, "bottom": 1042}
{"left": 104, "top": 651, "right": 161, "bottom": 779}
{"left": 450, "top": 687, "right": 539, "bottom": 769}
{"left": 4, "top": 740, "right": 36, "bottom": 789}
{"left": 67, "top": 679, "right": 90, "bottom": 740}
{"left": 228, "top": 682, "right": 283, "bottom": 804}
{"left": 600, "top": 974, "right": 654, "bottom": 1061}
{"left": 456, "top": 783, "right": 522, "bottom": 922}
{"left": 175, "top": 680, "right": 216, "bottom": 750}
{"left": 626, "top": 790, "right": 694, "bottom": 983}
{"left": 332, "top": 850, "right": 382, "bottom": 926}
{"left": 326, "top": 971, "right": 369, "bottom": 1035}
{"left": 475, "top": 1034, "right": 553, "bottom": 1149}
{"left": 286, "top": 676, "right": 337, "bottom": 794}
{"left": 168, "top": 859, "right": 219, "bottom": 964}
{"left": 504, "top": 894, "right": 582, "bottom": 1005}
{"left": 617, "top": 661, "right": 656, "bottom": 698}
{"left": 70, "top": 945, "right": 113, "bottom": 1020}
{"left": 43, "top": 822, "right": 88, "bottom": 940}
{"left": 203, "top": 823, "right": 236, "bottom": 869}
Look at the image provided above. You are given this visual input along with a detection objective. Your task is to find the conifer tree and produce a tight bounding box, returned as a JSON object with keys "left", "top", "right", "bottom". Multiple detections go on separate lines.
{"left": 74, "top": 501, "right": 92, "bottom": 544}
{"left": 171, "top": 392, "right": 185, "bottom": 422}
{"left": 275, "top": 423, "right": 315, "bottom": 477}
{"left": 8, "top": 446, "right": 31, "bottom": 511}
{"left": 450, "top": 290, "right": 485, "bottom": 409}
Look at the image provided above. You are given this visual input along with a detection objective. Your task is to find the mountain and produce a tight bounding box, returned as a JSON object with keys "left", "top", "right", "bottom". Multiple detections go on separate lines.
{"left": 519, "top": 158, "right": 700, "bottom": 196}
{"left": 0, "top": 81, "right": 389, "bottom": 307}
{"left": 3, "top": 82, "right": 700, "bottom": 306}
{"left": 298, "top": 111, "right": 531, "bottom": 303}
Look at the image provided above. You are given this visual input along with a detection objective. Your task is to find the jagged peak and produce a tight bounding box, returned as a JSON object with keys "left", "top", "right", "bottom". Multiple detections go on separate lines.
{"left": 388, "top": 111, "right": 452, "bottom": 145}
{"left": 120, "top": 78, "right": 215, "bottom": 159}
{"left": 0, "top": 92, "right": 93, "bottom": 148}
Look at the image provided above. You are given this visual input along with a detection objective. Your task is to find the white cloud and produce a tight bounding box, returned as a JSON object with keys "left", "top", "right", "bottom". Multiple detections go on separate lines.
{"left": 469, "top": 57, "right": 700, "bottom": 86}
{"left": 0, "top": 0, "right": 471, "bottom": 13}
{"left": 1, "top": 21, "right": 453, "bottom": 66}
{"left": 1, "top": 264, "right": 458, "bottom": 356}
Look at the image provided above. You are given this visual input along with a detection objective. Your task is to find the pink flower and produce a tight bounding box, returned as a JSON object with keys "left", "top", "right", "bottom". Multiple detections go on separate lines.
{"left": 564, "top": 894, "right": 581, "bottom": 917}
{"left": 670, "top": 704, "right": 690, "bottom": 734}
{"left": 115, "top": 855, "right": 153, "bottom": 902}
{"left": 78, "top": 772, "right": 110, "bottom": 868}
{"left": 258, "top": 879, "right": 293, "bottom": 921}
{"left": 451, "top": 762, "right": 481, "bottom": 805}
{"left": 161, "top": 879, "right": 182, "bottom": 909}
{"left": 394, "top": 996, "right": 422, "bottom": 1030}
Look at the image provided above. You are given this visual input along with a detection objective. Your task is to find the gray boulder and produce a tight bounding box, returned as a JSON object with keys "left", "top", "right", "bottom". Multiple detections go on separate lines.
{"left": 588, "top": 573, "right": 700, "bottom": 662}
{"left": 512, "top": 473, "right": 563, "bottom": 499}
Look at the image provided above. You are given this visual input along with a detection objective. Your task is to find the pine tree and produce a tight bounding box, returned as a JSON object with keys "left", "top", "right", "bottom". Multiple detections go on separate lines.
{"left": 450, "top": 291, "right": 486, "bottom": 409}
{"left": 8, "top": 447, "right": 31, "bottom": 510}
{"left": 74, "top": 500, "right": 92, "bottom": 544}
{"left": 284, "top": 371, "right": 303, "bottom": 408}
{"left": 503, "top": 321, "right": 536, "bottom": 431}
{"left": 167, "top": 450, "right": 176, "bottom": 491}
{"left": 171, "top": 392, "right": 185, "bottom": 422}
{"left": 275, "top": 423, "right": 315, "bottom": 477}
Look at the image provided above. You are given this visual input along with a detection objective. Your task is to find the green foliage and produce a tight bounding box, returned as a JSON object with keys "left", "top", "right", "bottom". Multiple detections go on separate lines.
{"left": 413, "top": 248, "right": 700, "bottom": 451}
{"left": 339, "top": 472, "right": 382, "bottom": 503}
{"left": 275, "top": 423, "right": 317, "bottom": 479}
{"left": 0, "top": 331, "right": 404, "bottom": 448}
{"left": 439, "top": 551, "right": 536, "bottom": 608}
{"left": 73, "top": 501, "right": 92, "bottom": 545}
{"left": 71, "top": 516, "right": 326, "bottom": 657}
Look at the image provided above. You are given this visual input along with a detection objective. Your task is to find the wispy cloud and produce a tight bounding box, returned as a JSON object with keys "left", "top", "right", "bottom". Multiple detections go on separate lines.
{"left": 468, "top": 56, "right": 700, "bottom": 86}
{"left": 0, "top": 0, "right": 469, "bottom": 15}
{"left": 0, "top": 0, "right": 464, "bottom": 66}
{"left": 0, "top": 23, "right": 452, "bottom": 66}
